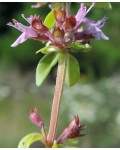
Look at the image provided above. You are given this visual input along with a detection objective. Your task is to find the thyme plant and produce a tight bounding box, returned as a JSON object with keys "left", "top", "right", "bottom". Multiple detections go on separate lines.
{"left": 8, "top": 2, "right": 111, "bottom": 148}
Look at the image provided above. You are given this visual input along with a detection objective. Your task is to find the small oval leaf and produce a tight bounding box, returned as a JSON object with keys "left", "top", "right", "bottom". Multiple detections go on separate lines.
{"left": 65, "top": 54, "right": 80, "bottom": 86}
{"left": 36, "top": 52, "right": 60, "bottom": 86}
{"left": 36, "top": 46, "right": 60, "bottom": 54}
{"left": 52, "top": 141, "right": 63, "bottom": 148}
{"left": 18, "top": 133, "right": 44, "bottom": 148}
{"left": 44, "top": 10, "right": 55, "bottom": 29}
{"left": 69, "top": 43, "right": 91, "bottom": 53}
{"left": 85, "top": 2, "right": 112, "bottom": 10}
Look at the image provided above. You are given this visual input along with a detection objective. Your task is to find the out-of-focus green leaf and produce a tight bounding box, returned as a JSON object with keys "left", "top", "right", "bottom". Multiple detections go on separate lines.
{"left": 36, "top": 52, "right": 60, "bottom": 86}
{"left": 36, "top": 46, "right": 60, "bottom": 54}
{"left": 44, "top": 10, "right": 55, "bottom": 29}
{"left": 85, "top": 2, "right": 112, "bottom": 10}
{"left": 52, "top": 141, "right": 63, "bottom": 148}
{"left": 51, "top": 3, "right": 64, "bottom": 10}
{"left": 18, "top": 133, "right": 44, "bottom": 148}
{"left": 63, "top": 138, "right": 79, "bottom": 148}
{"left": 69, "top": 42, "right": 91, "bottom": 53}
{"left": 65, "top": 54, "right": 80, "bottom": 86}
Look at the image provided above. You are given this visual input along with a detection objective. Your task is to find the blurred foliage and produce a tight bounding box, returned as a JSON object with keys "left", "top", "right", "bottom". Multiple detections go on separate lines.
{"left": 0, "top": 69, "right": 120, "bottom": 147}
{"left": 0, "top": 2, "right": 120, "bottom": 148}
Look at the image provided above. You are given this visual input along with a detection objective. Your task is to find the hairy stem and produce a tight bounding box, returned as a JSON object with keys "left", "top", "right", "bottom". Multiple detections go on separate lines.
{"left": 47, "top": 53, "right": 66, "bottom": 147}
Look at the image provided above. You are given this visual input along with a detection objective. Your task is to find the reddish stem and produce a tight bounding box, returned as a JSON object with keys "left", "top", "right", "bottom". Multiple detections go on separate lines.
{"left": 47, "top": 53, "right": 66, "bottom": 147}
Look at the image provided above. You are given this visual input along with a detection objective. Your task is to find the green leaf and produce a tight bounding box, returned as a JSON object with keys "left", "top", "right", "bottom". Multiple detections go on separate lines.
{"left": 69, "top": 42, "right": 91, "bottom": 53}
{"left": 85, "top": 2, "right": 112, "bottom": 10}
{"left": 36, "top": 46, "right": 60, "bottom": 54}
{"left": 18, "top": 133, "right": 44, "bottom": 148}
{"left": 65, "top": 54, "right": 80, "bottom": 86}
{"left": 44, "top": 10, "right": 55, "bottom": 29}
{"left": 52, "top": 141, "right": 63, "bottom": 148}
{"left": 36, "top": 52, "right": 60, "bottom": 86}
{"left": 63, "top": 138, "right": 79, "bottom": 148}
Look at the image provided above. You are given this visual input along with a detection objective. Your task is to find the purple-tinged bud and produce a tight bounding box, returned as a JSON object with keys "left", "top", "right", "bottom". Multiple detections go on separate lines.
{"left": 74, "top": 31, "right": 94, "bottom": 43}
{"left": 57, "top": 115, "right": 85, "bottom": 144}
{"left": 52, "top": 27, "right": 64, "bottom": 43}
{"left": 64, "top": 16, "right": 77, "bottom": 32}
{"left": 32, "top": 16, "right": 48, "bottom": 33}
{"left": 29, "top": 108, "right": 44, "bottom": 127}
{"left": 54, "top": 9, "right": 66, "bottom": 23}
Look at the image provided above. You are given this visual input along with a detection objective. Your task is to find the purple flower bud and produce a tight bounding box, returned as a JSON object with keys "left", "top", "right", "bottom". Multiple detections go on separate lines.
{"left": 63, "top": 16, "right": 77, "bottom": 32}
{"left": 52, "top": 27, "right": 64, "bottom": 43}
{"left": 74, "top": 31, "right": 94, "bottom": 44}
{"left": 7, "top": 14, "right": 49, "bottom": 47}
{"left": 57, "top": 115, "right": 85, "bottom": 144}
{"left": 54, "top": 9, "right": 66, "bottom": 24}
{"left": 29, "top": 108, "right": 44, "bottom": 127}
{"left": 31, "top": 15, "right": 48, "bottom": 33}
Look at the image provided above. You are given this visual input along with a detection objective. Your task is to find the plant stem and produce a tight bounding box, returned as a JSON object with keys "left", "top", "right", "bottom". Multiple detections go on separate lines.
{"left": 47, "top": 53, "right": 66, "bottom": 147}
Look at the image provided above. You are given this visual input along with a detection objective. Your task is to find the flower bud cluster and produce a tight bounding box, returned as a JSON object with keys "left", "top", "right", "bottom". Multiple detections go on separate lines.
{"left": 8, "top": 3, "right": 109, "bottom": 48}
{"left": 29, "top": 109, "right": 85, "bottom": 145}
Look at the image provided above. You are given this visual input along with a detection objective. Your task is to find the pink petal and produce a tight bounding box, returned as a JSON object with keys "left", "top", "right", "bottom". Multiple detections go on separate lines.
{"left": 11, "top": 32, "right": 28, "bottom": 47}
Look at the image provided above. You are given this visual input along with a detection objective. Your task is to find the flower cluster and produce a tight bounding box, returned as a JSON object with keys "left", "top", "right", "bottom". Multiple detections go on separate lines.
{"left": 7, "top": 3, "right": 109, "bottom": 49}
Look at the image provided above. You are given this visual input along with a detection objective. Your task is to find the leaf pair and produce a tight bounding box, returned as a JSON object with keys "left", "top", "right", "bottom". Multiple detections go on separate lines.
{"left": 36, "top": 40, "right": 92, "bottom": 87}
{"left": 36, "top": 51, "right": 80, "bottom": 87}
